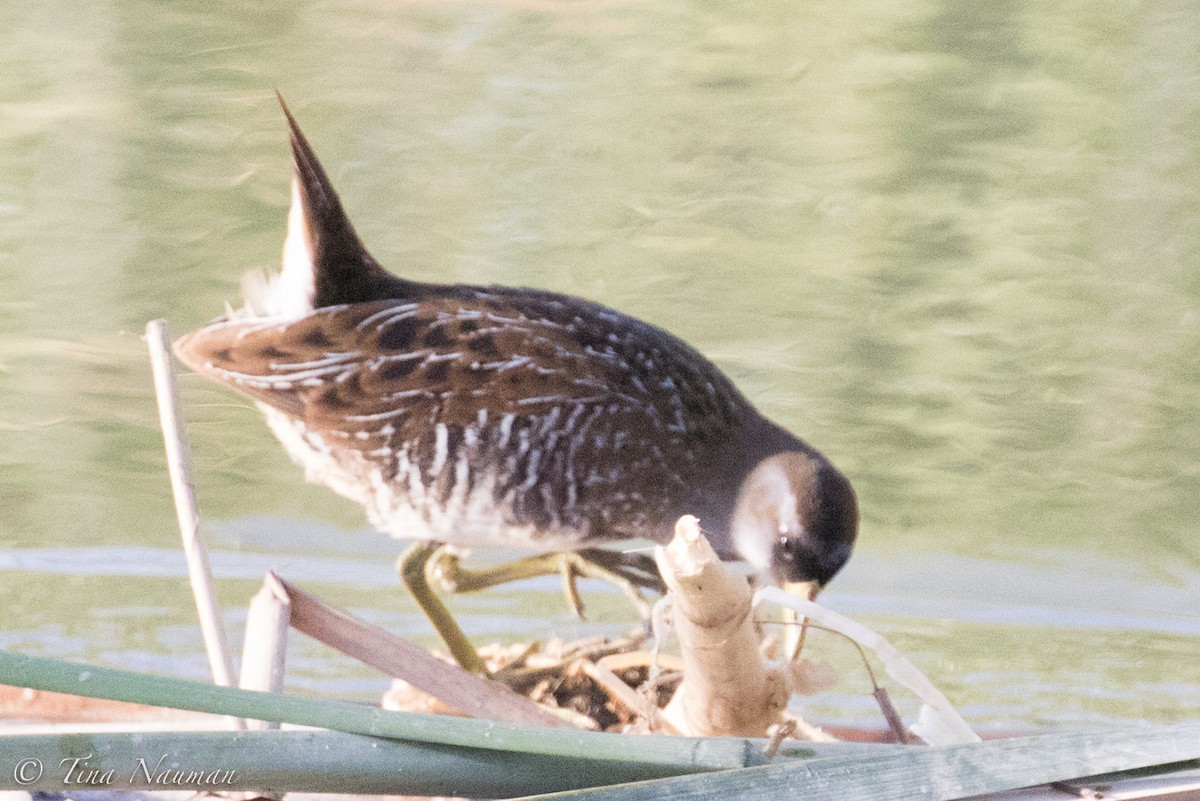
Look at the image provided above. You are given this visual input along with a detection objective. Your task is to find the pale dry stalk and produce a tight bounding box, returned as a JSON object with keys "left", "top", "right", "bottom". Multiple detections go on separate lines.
{"left": 655, "top": 515, "right": 790, "bottom": 737}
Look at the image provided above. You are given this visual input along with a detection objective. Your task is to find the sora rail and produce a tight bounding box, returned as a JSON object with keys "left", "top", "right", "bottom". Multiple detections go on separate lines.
{"left": 175, "top": 96, "right": 858, "bottom": 672}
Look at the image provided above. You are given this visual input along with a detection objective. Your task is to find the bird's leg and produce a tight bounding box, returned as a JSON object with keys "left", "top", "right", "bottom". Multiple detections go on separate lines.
{"left": 427, "top": 547, "right": 665, "bottom": 620}
{"left": 428, "top": 548, "right": 565, "bottom": 592}
{"left": 554, "top": 551, "right": 657, "bottom": 618}
{"left": 558, "top": 556, "right": 586, "bottom": 617}
{"left": 397, "top": 541, "right": 489, "bottom": 675}
{"left": 574, "top": 549, "right": 665, "bottom": 595}
{"left": 427, "top": 548, "right": 589, "bottom": 615}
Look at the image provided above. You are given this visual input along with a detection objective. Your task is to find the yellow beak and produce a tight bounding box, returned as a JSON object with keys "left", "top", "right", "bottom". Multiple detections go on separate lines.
{"left": 781, "top": 580, "right": 821, "bottom": 661}
{"left": 784, "top": 579, "right": 821, "bottom": 602}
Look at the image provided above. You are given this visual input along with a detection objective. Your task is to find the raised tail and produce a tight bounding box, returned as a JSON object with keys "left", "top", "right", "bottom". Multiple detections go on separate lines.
{"left": 251, "top": 92, "right": 414, "bottom": 317}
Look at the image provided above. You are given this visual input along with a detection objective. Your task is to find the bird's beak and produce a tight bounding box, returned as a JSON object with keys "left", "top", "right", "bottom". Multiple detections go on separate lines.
{"left": 781, "top": 580, "right": 821, "bottom": 661}
{"left": 784, "top": 579, "right": 821, "bottom": 602}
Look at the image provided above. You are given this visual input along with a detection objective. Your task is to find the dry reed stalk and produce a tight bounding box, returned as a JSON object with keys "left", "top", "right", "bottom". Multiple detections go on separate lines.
{"left": 145, "top": 319, "right": 238, "bottom": 701}
{"left": 238, "top": 572, "right": 291, "bottom": 728}
{"left": 274, "top": 575, "right": 565, "bottom": 727}
{"left": 655, "top": 516, "right": 790, "bottom": 737}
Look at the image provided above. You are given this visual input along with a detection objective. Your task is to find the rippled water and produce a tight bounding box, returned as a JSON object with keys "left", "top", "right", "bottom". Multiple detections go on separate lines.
{"left": 1, "top": 0, "right": 1198, "bottom": 732}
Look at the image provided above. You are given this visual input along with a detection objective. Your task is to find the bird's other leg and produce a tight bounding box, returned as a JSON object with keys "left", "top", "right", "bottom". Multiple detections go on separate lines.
{"left": 398, "top": 540, "right": 489, "bottom": 675}
{"left": 427, "top": 546, "right": 665, "bottom": 619}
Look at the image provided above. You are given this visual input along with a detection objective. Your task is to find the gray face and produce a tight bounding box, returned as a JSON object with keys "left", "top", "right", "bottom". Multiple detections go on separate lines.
{"left": 730, "top": 452, "right": 858, "bottom": 588}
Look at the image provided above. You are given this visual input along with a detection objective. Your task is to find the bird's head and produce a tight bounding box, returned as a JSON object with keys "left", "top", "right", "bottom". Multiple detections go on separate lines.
{"left": 730, "top": 451, "right": 858, "bottom": 594}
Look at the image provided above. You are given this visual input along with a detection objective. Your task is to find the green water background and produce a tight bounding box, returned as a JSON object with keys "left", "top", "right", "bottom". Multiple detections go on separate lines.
{"left": 1, "top": 1, "right": 1197, "bottom": 731}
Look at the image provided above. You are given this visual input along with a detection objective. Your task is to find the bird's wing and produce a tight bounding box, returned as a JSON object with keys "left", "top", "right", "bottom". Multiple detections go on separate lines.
{"left": 173, "top": 292, "right": 700, "bottom": 439}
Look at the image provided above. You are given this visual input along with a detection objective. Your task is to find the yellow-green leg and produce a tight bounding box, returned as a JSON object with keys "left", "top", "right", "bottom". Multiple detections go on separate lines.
{"left": 427, "top": 547, "right": 664, "bottom": 619}
{"left": 398, "top": 541, "right": 489, "bottom": 675}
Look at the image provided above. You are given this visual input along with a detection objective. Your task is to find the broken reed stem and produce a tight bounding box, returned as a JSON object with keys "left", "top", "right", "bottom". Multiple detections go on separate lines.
{"left": 755, "top": 585, "right": 980, "bottom": 746}
{"left": 275, "top": 576, "right": 565, "bottom": 727}
{"left": 779, "top": 618, "right": 909, "bottom": 743}
{"left": 656, "top": 516, "right": 788, "bottom": 738}
{"left": 873, "top": 687, "right": 911, "bottom": 744}
{"left": 238, "top": 572, "right": 292, "bottom": 729}
{"left": 146, "top": 319, "right": 237, "bottom": 694}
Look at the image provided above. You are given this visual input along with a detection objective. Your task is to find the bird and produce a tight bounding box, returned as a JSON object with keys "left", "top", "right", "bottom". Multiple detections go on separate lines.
{"left": 175, "top": 94, "right": 859, "bottom": 673}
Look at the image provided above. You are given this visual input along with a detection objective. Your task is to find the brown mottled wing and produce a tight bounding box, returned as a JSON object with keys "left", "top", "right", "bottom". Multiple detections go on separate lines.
{"left": 175, "top": 288, "right": 754, "bottom": 538}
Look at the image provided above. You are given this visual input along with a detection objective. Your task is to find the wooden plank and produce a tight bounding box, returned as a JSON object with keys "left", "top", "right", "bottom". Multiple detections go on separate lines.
{"left": 1050, "top": 761, "right": 1200, "bottom": 800}
{"left": 0, "top": 650, "right": 774, "bottom": 772}
{"left": 276, "top": 575, "right": 566, "bottom": 728}
{"left": 0, "top": 729, "right": 710, "bottom": 796}
{"left": 969, "top": 762, "right": 1200, "bottom": 800}
{"left": 535, "top": 723, "right": 1200, "bottom": 801}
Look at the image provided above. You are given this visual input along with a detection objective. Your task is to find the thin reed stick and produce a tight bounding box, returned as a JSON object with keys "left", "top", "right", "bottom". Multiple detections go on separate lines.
{"left": 146, "top": 319, "right": 236, "bottom": 691}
